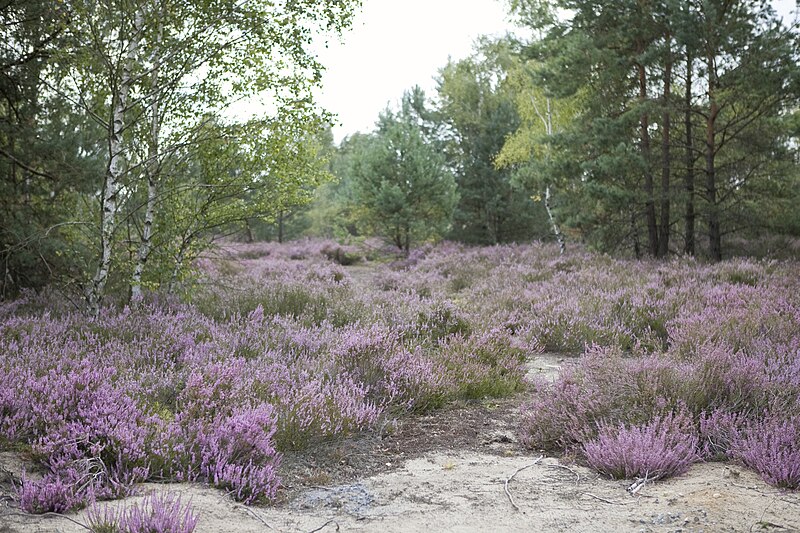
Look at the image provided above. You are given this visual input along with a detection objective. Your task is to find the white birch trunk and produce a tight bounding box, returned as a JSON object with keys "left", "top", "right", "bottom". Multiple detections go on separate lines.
{"left": 87, "top": 9, "right": 144, "bottom": 316}
{"left": 131, "top": 9, "right": 163, "bottom": 302}
{"left": 531, "top": 95, "right": 566, "bottom": 255}
{"left": 544, "top": 185, "right": 565, "bottom": 254}
{"left": 130, "top": 163, "right": 157, "bottom": 301}
{"left": 168, "top": 234, "right": 192, "bottom": 295}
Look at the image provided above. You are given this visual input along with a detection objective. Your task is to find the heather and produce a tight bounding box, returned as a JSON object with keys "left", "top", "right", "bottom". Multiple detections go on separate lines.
{"left": 583, "top": 410, "right": 699, "bottom": 481}
{"left": 361, "top": 242, "right": 800, "bottom": 486}
{"left": 2, "top": 240, "right": 799, "bottom": 515}
{"left": 0, "top": 240, "right": 530, "bottom": 513}
{"left": 87, "top": 492, "right": 198, "bottom": 533}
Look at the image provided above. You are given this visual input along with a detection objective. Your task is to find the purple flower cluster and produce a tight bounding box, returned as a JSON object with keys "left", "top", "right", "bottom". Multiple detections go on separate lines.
{"left": 583, "top": 410, "right": 699, "bottom": 480}
{"left": 88, "top": 491, "right": 198, "bottom": 533}
{"left": 2, "top": 240, "right": 547, "bottom": 512}
{"left": 735, "top": 416, "right": 800, "bottom": 489}
{"left": 3, "top": 238, "right": 799, "bottom": 511}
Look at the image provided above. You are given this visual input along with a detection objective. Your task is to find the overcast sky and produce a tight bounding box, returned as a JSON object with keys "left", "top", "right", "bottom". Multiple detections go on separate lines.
{"left": 314, "top": 0, "right": 515, "bottom": 143}
{"left": 314, "top": 0, "right": 797, "bottom": 144}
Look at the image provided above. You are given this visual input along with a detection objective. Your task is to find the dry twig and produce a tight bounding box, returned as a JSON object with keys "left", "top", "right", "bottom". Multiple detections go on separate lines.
{"left": 581, "top": 493, "right": 630, "bottom": 506}
{"left": 504, "top": 455, "right": 544, "bottom": 512}
{"left": 307, "top": 519, "right": 340, "bottom": 533}
{"left": 546, "top": 464, "right": 582, "bottom": 485}
{"left": 731, "top": 482, "right": 782, "bottom": 496}
{"left": 627, "top": 477, "right": 647, "bottom": 495}
{"left": 240, "top": 506, "right": 274, "bottom": 530}
{"left": 0, "top": 511, "right": 91, "bottom": 530}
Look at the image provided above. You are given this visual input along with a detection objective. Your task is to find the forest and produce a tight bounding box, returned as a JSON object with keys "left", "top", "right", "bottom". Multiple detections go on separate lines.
{"left": 2, "top": 0, "right": 799, "bottom": 306}
{"left": 1, "top": 0, "right": 800, "bottom": 532}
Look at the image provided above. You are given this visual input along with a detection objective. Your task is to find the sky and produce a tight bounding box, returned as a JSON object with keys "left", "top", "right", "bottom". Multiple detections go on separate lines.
{"left": 313, "top": 0, "right": 515, "bottom": 143}
{"left": 314, "top": 0, "right": 797, "bottom": 145}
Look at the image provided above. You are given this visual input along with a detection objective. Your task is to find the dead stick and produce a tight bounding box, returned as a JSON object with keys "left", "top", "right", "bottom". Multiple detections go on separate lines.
{"left": 0, "top": 511, "right": 91, "bottom": 530}
{"left": 628, "top": 477, "right": 647, "bottom": 495}
{"left": 241, "top": 507, "right": 274, "bottom": 530}
{"left": 307, "top": 519, "right": 340, "bottom": 533}
{"left": 504, "top": 455, "right": 544, "bottom": 512}
{"left": 732, "top": 482, "right": 781, "bottom": 496}
{"left": 546, "top": 464, "right": 582, "bottom": 484}
{"left": 581, "top": 493, "right": 630, "bottom": 505}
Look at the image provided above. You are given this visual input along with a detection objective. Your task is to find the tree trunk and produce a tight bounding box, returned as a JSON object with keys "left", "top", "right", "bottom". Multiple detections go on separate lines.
{"left": 544, "top": 185, "right": 565, "bottom": 255}
{"left": 168, "top": 249, "right": 185, "bottom": 295}
{"left": 658, "top": 36, "right": 672, "bottom": 258}
{"left": 631, "top": 210, "right": 641, "bottom": 259}
{"left": 490, "top": 209, "right": 499, "bottom": 245}
{"left": 132, "top": 6, "right": 163, "bottom": 301}
{"left": 684, "top": 52, "right": 695, "bottom": 256}
{"left": 531, "top": 95, "right": 566, "bottom": 254}
{"left": 168, "top": 230, "right": 194, "bottom": 295}
{"left": 706, "top": 52, "right": 722, "bottom": 261}
{"left": 638, "top": 62, "right": 659, "bottom": 257}
{"left": 130, "top": 170, "right": 157, "bottom": 301}
{"left": 278, "top": 210, "right": 285, "bottom": 243}
{"left": 87, "top": 9, "right": 144, "bottom": 315}
{"left": 545, "top": 97, "right": 566, "bottom": 255}
{"left": 244, "top": 219, "right": 254, "bottom": 243}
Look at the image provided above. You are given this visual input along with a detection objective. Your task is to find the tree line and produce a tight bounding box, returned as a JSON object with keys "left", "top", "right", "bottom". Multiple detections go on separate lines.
{"left": 2, "top": 0, "right": 799, "bottom": 308}
{"left": 508, "top": 0, "right": 800, "bottom": 261}
{"left": 287, "top": 0, "right": 799, "bottom": 260}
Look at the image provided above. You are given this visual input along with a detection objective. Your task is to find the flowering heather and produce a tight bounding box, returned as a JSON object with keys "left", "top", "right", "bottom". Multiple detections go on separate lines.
{"left": 88, "top": 491, "right": 198, "bottom": 533}
{"left": 583, "top": 410, "right": 700, "bottom": 480}
{"left": 733, "top": 416, "right": 800, "bottom": 489}
{"left": 1, "top": 240, "right": 547, "bottom": 512}
{"left": 2, "top": 238, "right": 799, "bottom": 512}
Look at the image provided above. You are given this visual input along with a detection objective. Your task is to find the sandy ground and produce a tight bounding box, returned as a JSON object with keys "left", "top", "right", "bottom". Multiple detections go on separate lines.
{"left": 3, "top": 452, "right": 799, "bottom": 533}
{"left": 3, "top": 354, "right": 800, "bottom": 533}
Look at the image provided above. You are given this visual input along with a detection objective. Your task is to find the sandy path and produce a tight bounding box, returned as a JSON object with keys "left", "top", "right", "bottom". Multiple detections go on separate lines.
{"left": 4, "top": 451, "right": 799, "bottom": 533}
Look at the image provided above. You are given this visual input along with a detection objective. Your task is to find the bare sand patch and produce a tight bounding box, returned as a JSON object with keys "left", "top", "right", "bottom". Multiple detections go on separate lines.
{"left": 3, "top": 452, "right": 799, "bottom": 533}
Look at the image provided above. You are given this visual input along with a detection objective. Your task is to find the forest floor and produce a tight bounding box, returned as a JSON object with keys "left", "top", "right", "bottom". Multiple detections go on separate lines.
{"left": 3, "top": 352, "right": 800, "bottom": 533}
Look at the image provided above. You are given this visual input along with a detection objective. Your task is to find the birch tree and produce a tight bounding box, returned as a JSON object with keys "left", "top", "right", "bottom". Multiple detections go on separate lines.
{"left": 495, "top": 56, "right": 579, "bottom": 254}
{"left": 50, "top": 0, "right": 360, "bottom": 311}
{"left": 161, "top": 115, "right": 332, "bottom": 293}
{"left": 66, "top": 1, "right": 147, "bottom": 315}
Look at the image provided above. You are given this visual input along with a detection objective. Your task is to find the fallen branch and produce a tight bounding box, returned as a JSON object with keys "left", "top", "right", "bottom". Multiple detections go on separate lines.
{"left": 731, "top": 482, "right": 781, "bottom": 496}
{"left": 240, "top": 506, "right": 274, "bottom": 530}
{"left": 779, "top": 497, "right": 800, "bottom": 507}
{"left": 504, "top": 455, "right": 544, "bottom": 512}
{"left": 546, "top": 464, "right": 582, "bottom": 485}
{"left": 0, "top": 511, "right": 91, "bottom": 530}
{"left": 627, "top": 472, "right": 659, "bottom": 495}
{"left": 307, "top": 519, "right": 340, "bottom": 533}
{"left": 752, "top": 521, "right": 788, "bottom": 531}
{"left": 627, "top": 477, "right": 647, "bottom": 495}
{"left": 581, "top": 492, "right": 630, "bottom": 506}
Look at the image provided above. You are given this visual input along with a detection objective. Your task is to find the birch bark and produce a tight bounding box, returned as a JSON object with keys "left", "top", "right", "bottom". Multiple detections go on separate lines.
{"left": 131, "top": 6, "right": 163, "bottom": 301}
{"left": 531, "top": 95, "right": 566, "bottom": 254}
{"left": 87, "top": 8, "right": 144, "bottom": 316}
